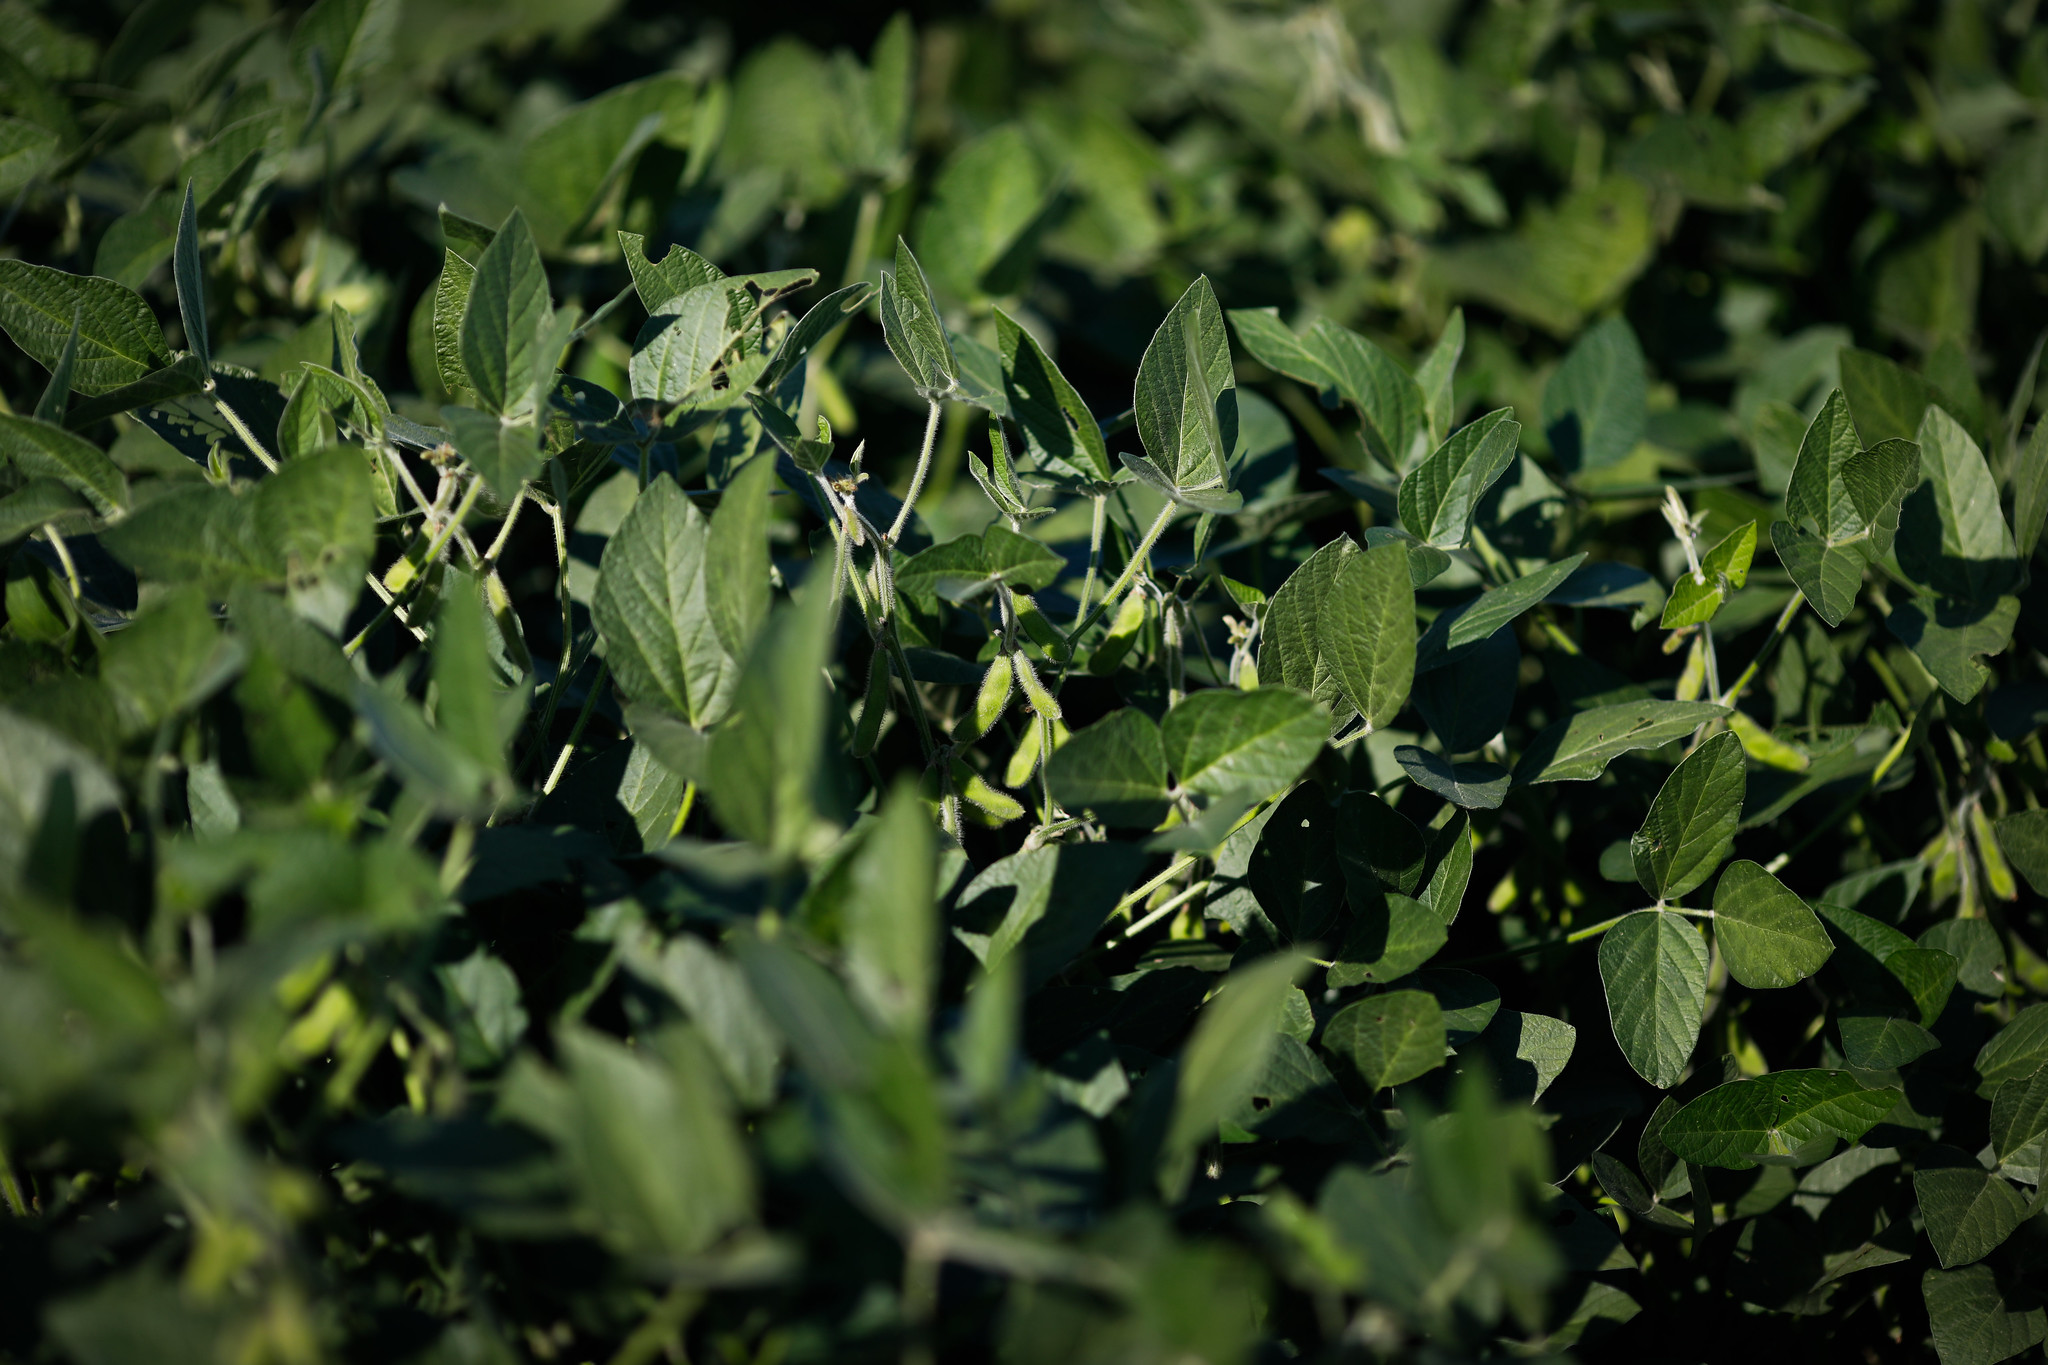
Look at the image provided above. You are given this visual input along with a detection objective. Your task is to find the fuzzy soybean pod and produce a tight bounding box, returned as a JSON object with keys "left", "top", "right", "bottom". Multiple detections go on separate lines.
{"left": 851, "top": 649, "right": 892, "bottom": 757}
{"left": 1009, "top": 590, "right": 1069, "bottom": 660}
{"left": 953, "top": 756, "right": 1025, "bottom": 822}
{"left": 969, "top": 653, "right": 1015, "bottom": 740}
{"left": 1088, "top": 588, "right": 1148, "bottom": 676}
{"left": 1012, "top": 649, "right": 1062, "bottom": 722}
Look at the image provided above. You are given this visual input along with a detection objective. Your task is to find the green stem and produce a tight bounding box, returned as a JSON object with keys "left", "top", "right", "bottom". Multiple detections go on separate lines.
{"left": 1106, "top": 878, "right": 1212, "bottom": 948}
{"left": 1071, "top": 493, "right": 1108, "bottom": 634}
{"left": 210, "top": 387, "right": 279, "bottom": 472}
{"left": 1065, "top": 501, "right": 1176, "bottom": 650}
{"left": 668, "top": 782, "right": 697, "bottom": 840}
{"left": 42, "top": 523, "right": 82, "bottom": 603}
{"left": 1442, "top": 911, "right": 1634, "bottom": 969}
{"left": 1764, "top": 696, "right": 1929, "bottom": 873}
{"left": 1717, "top": 590, "right": 1804, "bottom": 709}
{"left": 888, "top": 398, "right": 944, "bottom": 544}
{"left": 541, "top": 659, "right": 609, "bottom": 796}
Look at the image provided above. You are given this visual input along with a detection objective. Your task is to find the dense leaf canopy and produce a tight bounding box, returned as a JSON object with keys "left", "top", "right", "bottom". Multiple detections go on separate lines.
{"left": 2, "top": 3, "right": 2048, "bottom": 1364}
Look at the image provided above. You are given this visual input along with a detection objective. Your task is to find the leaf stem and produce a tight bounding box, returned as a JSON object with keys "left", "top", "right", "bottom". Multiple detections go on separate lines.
{"left": 1105, "top": 878, "right": 1212, "bottom": 949}
{"left": 888, "top": 398, "right": 943, "bottom": 544}
{"left": 1716, "top": 590, "right": 1804, "bottom": 709}
{"left": 1065, "top": 500, "right": 1176, "bottom": 649}
{"left": 1071, "top": 492, "right": 1108, "bottom": 634}
{"left": 541, "top": 658, "right": 609, "bottom": 795}
{"left": 1764, "top": 696, "right": 1929, "bottom": 873}
{"left": 209, "top": 387, "right": 279, "bottom": 472}
{"left": 668, "top": 781, "right": 697, "bottom": 840}
{"left": 41, "top": 522, "right": 83, "bottom": 604}
{"left": 1442, "top": 911, "right": 1634, "bottom": 968}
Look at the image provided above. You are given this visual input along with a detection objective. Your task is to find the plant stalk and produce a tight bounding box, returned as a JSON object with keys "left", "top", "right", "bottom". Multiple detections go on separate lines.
{"left": 888, "top": 398, "right": 944, "bottom": 544}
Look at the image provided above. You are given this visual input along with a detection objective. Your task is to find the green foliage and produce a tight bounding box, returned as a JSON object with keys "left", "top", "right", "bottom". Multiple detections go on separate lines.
{"left": 3, "top": 5, "right": 2048, "bottom": 1363}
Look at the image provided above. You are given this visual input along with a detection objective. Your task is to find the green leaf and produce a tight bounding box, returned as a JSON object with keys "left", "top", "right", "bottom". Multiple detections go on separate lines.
{"left": 1410, "top": 968, "right": 1498, "bottom": 1046}
{"left": 1886, "top": 594, "right": 2019, "bottom": 704}
{"left": 1542, "top": 316, "right": 1647, "bottom": 473}
{"left": 1397, "top": 407, "right": 1520, "bottom": 548}
{"left": 1516, "top": 700, "right": 1732, "bottom": 785}
{"left": 1598, "top": 910, "right": 1710, "bottom": 1088}
{"left": 1990, "top": 1067, "right": 2048, "bottom": 1166}
{"left": 62, "top": 354, "right": 209, "bottom": 431}
{"left": 630, "top": 284, "right": 741, "bottom": 405}
{"left": 2011, "top": 418, "right": 2048, "bottom": 564}
{"left": 0, "top": 480, "right": 89, "bottom": 544}
{"left": 0, "top": 415, "right": 127, "bottom": 513}
{"left": 953, "top": 842, "right": 1145, "bottom": 990}
{"left": 1711, "top": 860, "right": 1833, "bottom": 988}
{"left": 1323, "top": 991, "right": 1446, "bottom": 1091}
{"left": 1259, "top": 536, "right": 1359, "bottom": 719}
{"left": 1228, "top": 307, "right": 1342, "bottom": 391}
{"left": 501, "top": 1024, "right": 753, "bottom": 1261}
{"left": 459, "top": 209, "right": 551, "bottom": 418}
{"left": 97, "top": 588, "right": 243, "bottom": 740}
{"left": 758, "top": 281, "right": 874, "bottom": 396}
{"left": 436, "top": 947, "right": 528, "bottom": 1068}
{"left": 0, "top": 262, "right": 172, "bottom": 395}
{"left": 844, "top": 783, "right": 936, "bottom": 1037}
{"left": 876, "top": 237, "right": 958, "bottom": 399}
{"left": 172, "top": 182, "right": 209, "bottom": 378}
{"left": 1415, "top": 308, "right": 1464, "bottom": 445}
{"left": 1327, "top": 894, "right": 1447, "bottom": 988}
{"left": 1420, "top": 814, "right": 1474, "bottom": 925}
{"left": 432, "top": 570, "right": 514, "bottom": 780}
{"left": 1660, "top": 1070, "right": 1900, "bottom": 1169}
{"left": 1976, "top": 1005, "right": 2048, "bottom": 1091}
{"left": 628, "top": 934, "right": 781, "bottom": 1108}
{"left": 442, "top": 406, "right": 543, "bottom": 503}
{"left": 1412, "top": 627, "right": 1517, "bottom": 753}
{"left": 1046, "top": 708, "right": 1169, "bottom": 828}
{"left": 1630, "top": 731, "right": 1746, "bottom": 901}
{"left": 1896, "top": 405, "right": 2016, "bottom": 606}
{"left": 705, "top": 453, "right": 774, "bottom": 663}
{"left": 705, "top": 580, "right": 843, "bottom": 864}
{"left": 1838, "top": 1014, "right": 1941, "bottom": 1069}
{"left": 1922, "top": 1265, "right": 2047, "bottom": 1365}
{"left": 1134, "top": 275, "right": 1237, "bottom": 494}
{"left": 1162, "top": 952, "right": 1308, "bottom": 1197}
{"left": 1660, "top": 521, "right": 1757, "bottom": 630}
{"left": 0, "top": 116, "right": 57, "bottom": 197}
{"left": 592, "top": 477, "right": 738, "bottom": 729}
{"left": 1414, "top": 553, "right": 1586, "bottom": 672}
{"left": 1839, "top": 346, "right": 1939, "bottom": 445}
{"left": 995, "top": 307, "right": 1113, "bottom": 483}
{"left": 1915, "top": 1152, "right": 2031, "bottom": 1268}
{"left": 289, "top": 0, "right": 400, "bottom": 94}
{"left": 1772, "top": 390, "right": 1921, "bottom": 626}
{"left": 99, "top": 485, "right": 265, "bottom": 590}
{"left": 251, "top": 448, "right": 375, "bottom": 634}
{"left": 1311, "top": 320, "right": 1429, "bottom": 472}
{"left": 915, "top": 123, "right": 1050, "bottom": 299}
{"left": 428, "top": 250, "right": 477, "bottom": 402}
{"left": 617, "top": 233, "right": 721, "bottom": 318}
{"left": 1320, "top": 539, "right": 1415, "bottom": 732}
{"left": 1160, "top": 686, "right": 1326, "bottom": 805}
{"left": 1473, "top": 1009, "right": 1577, "bottom": 1102}
{"left": 1393, "top": 747, "right": 1510, "bottom": 810}
{"left": 1994, "top": 812, "right": 2048, "bottom": 897}
{"left": 895, "top": 524, "right": 1064, "bottom": 605}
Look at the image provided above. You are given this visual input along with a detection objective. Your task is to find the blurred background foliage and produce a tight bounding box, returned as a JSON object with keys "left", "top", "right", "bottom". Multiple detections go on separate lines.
{"left": 4, "top": 2, "right": 2048, "bottom": 1364}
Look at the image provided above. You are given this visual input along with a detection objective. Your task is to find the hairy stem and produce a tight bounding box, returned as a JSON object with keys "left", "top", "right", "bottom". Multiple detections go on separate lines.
{"left": 888, "top": 398, "right": 944, "bottom": 544}
{"left": 1064, "top": 500, "right": 1176, "bottom": 649}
